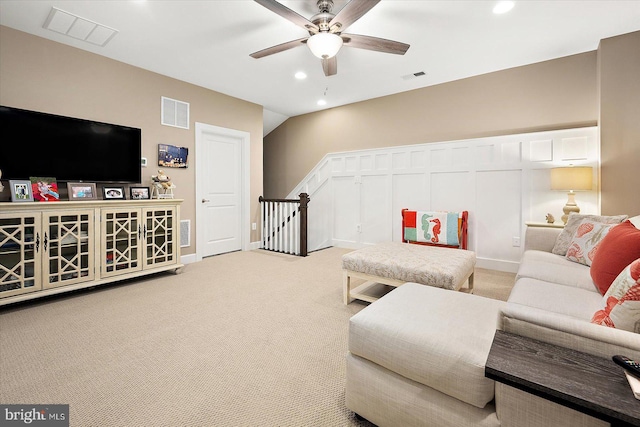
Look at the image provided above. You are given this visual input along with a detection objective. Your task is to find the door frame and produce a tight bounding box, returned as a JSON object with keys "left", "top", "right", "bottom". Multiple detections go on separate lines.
{"left": 195, "top": 122, "right": 250, "bottom": 261}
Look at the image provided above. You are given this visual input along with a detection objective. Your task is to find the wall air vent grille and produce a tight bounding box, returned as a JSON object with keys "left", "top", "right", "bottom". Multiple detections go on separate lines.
{"left": 161, "top": 96, "right": 190, "bottom": 129}
{"left": 180, "top": 220, "right": 191, "bottom": 248}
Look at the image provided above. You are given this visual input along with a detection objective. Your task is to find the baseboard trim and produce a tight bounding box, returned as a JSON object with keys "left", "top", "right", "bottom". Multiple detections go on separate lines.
{"left": 250, "top": 241, "right": 261, "bottom": 250}
{"left": 476, "top": 257, "right": 519, "bottom": 273}
{"left": 181, "top": 253, "right": 198, "bottom": 265}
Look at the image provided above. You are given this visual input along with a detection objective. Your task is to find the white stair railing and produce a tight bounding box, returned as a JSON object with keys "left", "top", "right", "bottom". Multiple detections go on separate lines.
{"left": 259, "top": 193, "right": 309, "bottom": 256}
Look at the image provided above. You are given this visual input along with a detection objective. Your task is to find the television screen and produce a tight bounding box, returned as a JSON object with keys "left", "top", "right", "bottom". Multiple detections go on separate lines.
{"left": 0, "top": 106, "right": 142, "bottom": 183}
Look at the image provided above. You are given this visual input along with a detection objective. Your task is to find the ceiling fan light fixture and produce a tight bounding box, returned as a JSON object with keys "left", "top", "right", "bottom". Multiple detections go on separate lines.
{"left": 307, "top": 32, "right": 343, "bottom": 59}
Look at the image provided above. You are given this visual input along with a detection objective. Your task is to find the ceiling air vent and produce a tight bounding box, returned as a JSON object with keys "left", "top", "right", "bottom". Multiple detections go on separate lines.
{"left": 161, "top": 97, "right": 190, "bottom": 129}
{"left": 43, "top": 7, "right": 118, "bottom": 47}
{"left": 402, "top": 71, "right": 427, "bottom": 81}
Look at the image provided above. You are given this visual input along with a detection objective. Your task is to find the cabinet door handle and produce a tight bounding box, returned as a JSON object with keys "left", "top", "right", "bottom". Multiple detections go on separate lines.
{"left": 44, "top": 232, "right": 48, "bottom": 251}
{"left": 138, "top": 225, "right": 142, "bottom": 239}
{"left": 202, "top": 199, "right": 210, "bottom": 203}
{"left": 36, "top": 233, "right": 40, "bottom": 253}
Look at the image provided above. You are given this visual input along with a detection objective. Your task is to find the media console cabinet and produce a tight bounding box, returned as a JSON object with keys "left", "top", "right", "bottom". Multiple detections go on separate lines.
{"left": 0, "top": 199, "right": 183, "bottom": 306}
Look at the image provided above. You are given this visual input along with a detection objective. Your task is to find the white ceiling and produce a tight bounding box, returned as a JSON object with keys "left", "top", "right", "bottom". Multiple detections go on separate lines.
{"left": 1, "top": 0, "right": 640, "bottom": 135}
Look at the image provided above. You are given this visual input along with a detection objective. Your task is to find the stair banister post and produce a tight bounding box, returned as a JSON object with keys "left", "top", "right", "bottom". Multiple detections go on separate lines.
{"left": 299, "top": 193, "right": 309, "bottom": 257}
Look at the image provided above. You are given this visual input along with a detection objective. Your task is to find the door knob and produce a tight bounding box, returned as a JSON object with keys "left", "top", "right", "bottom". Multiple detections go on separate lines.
{"left": 202, "top": 199, "right": 210, "bottom": 203}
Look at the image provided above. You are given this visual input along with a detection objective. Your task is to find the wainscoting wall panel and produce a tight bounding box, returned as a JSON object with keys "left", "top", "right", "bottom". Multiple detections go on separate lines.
{"left": 287, "top": 127, "right": 599, "bottom": 272}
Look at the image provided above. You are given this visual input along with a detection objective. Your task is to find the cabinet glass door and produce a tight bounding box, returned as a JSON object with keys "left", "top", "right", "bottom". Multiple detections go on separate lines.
{"left": 43, "top": 211, "right": 95, "bottom": 289}
{"left": 101, "top": 209, "right": 142, "bottom": 277}
{"left": 0, "top": 213, "right": 42, "bottom": 298}
{"left": 143, "top": 207, "right": 176, "bottom": 269}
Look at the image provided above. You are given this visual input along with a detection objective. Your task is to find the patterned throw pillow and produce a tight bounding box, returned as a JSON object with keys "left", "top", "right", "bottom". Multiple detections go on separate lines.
{"left": 590, "top": 220, "right": 640, "bottom": 294}
{"left": 591, "top": 258, "right": 640, "bottom": 333}
{"left": 551, "top": 213, "right": 628, "bottom": 256}
{"left": 565, "top": 220, "right": 615, "bottom": 266}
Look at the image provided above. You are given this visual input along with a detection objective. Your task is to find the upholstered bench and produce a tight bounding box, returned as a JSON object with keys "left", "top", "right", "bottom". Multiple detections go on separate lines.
{"left": 346, "top": 283, "right": 506, "bottom": 427}
{"left": 342, "top": 241, "right": 476, "bottom": 304}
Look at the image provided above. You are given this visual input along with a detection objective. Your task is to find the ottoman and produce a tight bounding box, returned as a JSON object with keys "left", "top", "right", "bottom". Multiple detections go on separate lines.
{"left": 346, "top": 283, "right": 506, "bottom": 427}
{"left": 342, "top": 241, "right": 476, "bottom": 304}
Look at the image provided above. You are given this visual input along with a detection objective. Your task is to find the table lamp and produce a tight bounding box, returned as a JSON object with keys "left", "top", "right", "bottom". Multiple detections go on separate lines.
{"left": 550, "top": 166, "right": 593, "bottom": 224}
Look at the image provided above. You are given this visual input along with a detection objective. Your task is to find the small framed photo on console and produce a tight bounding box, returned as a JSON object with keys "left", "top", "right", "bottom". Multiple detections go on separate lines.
{"left": 30, "top": 177, "right": 59, "bottom": 202}
{"left": 67, "top": 182, "right": 97, "bottom": 201}
{"left": 9, "top": 180, "right": 34, "bottom": 202}
{"left": 129, "top": 186, "right": 150, "bottom": 200}
{"left": 103, "top": 186, "right": 126, "bottom": 200}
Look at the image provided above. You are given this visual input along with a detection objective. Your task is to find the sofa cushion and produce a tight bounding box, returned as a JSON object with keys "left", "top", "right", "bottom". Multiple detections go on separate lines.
{"left": 590, "top": 220, "right": 640, "bottom": 294}
{"left": 349, "top": 283, "right": 506, "bottom": 409}
{"left": 516, "top": 250, "right": 598, "bottom": 292}
{"left": 508, "top": 278, "right": 603, "bottom": 321}
{"left": 551, "top": 213, "right": 627, "bottom": 256}
{"left": 565, "top": 220, "right": 614, "bottom": 266}
{"left": 592, "top": 258, "right": 640, "bottom": 333}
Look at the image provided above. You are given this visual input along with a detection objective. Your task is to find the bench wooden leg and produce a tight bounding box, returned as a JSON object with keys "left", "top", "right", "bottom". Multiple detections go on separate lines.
{"left": 343, "top": 270, "right": 354, "bottom": 305}
{"left": 468, "top": 272, "right": 474, "bottom": 293}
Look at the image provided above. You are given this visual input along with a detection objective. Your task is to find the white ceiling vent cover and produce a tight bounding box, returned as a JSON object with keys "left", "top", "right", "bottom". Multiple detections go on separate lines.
{"left": 43, "top": 7, "right": 118, "bottom": 47}
{"left": 162, "top": 97, "right": 190, "bottom": 129}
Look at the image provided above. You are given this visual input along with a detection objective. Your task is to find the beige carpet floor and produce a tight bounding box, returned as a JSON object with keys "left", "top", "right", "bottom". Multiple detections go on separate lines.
{"left": 0, "top": 247, "right": 515, "bottom": 426}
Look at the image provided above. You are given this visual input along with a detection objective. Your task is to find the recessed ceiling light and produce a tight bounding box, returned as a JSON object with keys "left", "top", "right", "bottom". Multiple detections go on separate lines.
{"left": 317, "top": 100, "right": 327, "bottom": 106}
{"left": 493, "top": 1, "right": 514, "bottom": 14}
{"left": 295, "top": 71, "right": 307, "bottom": 80}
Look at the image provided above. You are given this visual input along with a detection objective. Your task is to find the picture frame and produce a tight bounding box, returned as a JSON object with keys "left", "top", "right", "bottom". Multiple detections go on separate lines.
{"left": 158, "top": 143, "right": 188, "bottom": 168}
{"left": 103, "top": 186, "right": 126, "bottom": 200}
{"left": 30, "top": 177, "right": 59, "bottom": 202}
{"left": 67, "top": 182, "right": 97, "bottom": 201}
{"left": 129, "top": 186, "right": 150, "bottom": 200}
{"left": 9, "top": 180, "right": 34, "bottom": 202}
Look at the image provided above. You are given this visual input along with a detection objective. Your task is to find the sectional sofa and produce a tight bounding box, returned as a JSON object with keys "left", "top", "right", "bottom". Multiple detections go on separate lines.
{"left": 346, "top": 214, "right": 640, "bottom": 426}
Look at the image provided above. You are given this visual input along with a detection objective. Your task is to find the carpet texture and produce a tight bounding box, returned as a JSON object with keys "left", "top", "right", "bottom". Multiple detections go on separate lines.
{"left": 0, "top": 247, "right": 514, "bottom": 426}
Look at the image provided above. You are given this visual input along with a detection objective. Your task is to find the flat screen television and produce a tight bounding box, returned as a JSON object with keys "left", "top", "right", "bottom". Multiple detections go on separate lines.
{"left": 0, "top": 106, "right": 142, "bottom": 183}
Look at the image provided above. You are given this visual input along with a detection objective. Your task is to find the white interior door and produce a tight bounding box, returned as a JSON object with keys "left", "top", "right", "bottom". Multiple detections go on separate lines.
{"left": 195, "top": 123, "right": 250, "bottom": 259}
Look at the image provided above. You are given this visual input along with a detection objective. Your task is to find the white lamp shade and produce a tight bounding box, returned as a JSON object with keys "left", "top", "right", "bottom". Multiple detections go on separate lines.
{"left": 550, "top": 167, "right": 593, "bottom": 191}
{"left": 307, "top": 33, "right": 343, "bottom": 59}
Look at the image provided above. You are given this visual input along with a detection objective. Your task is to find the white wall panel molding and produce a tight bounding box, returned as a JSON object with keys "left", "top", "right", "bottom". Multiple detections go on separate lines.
{"left": 288, "top": 127, "right": 599, "bottom": 272}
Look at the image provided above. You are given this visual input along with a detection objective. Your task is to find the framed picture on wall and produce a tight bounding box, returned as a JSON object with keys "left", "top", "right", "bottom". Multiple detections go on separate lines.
{"left": 103, "top": 186, "right": 126, "bottom": 200}
{"left": 9, "top": 180, "right": 34, "bottom": 202}
{"left": 67, "top": 182, "right": 97, "bottom": 200}
{"left": 158, "top": 144, "right": 188, "bottom": 168}
{"left": 130, "top": 186, "right": 150, "bottom": 200}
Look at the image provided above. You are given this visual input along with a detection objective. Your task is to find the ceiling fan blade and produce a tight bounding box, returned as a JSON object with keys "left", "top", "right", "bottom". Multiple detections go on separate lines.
{"left": 341, "top": 33, "right": 409, "bottom": 55}
{"left": 329, "top": 0, "right": 381, "bottom": 33}
{"left": 322, "top": 56, "right": 337, "bottom": 76}
{"left": 250, "top": 37, "right": 309, "bottom": 59}
{"left": 254, "top": 0, "right": 319, "bottom": 33}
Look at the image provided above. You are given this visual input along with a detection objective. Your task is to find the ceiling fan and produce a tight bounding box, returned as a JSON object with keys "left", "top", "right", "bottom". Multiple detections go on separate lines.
{"left": 250, "top": 0, "right": 410, "bottom": 76}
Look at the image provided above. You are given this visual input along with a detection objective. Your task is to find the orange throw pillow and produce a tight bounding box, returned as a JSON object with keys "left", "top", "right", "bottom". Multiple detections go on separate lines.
{"left": 590, "top": 220, "right": 640, "bottom": 294}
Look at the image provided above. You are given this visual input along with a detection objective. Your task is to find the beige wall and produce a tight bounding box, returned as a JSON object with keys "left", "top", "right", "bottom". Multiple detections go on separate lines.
{"left": 264, "top": 52, "right": 598, "bottom": 198}
{"left": 0, "top": 26, "right": 264, "bottom": 255}
{"left": 598, "top": 31, "right": 640, "bottom": 216}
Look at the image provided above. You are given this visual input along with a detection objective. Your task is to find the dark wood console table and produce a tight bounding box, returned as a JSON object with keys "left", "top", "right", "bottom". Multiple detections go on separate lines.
{"left": 485, "top": 330, "right": 640, "bottom": 427}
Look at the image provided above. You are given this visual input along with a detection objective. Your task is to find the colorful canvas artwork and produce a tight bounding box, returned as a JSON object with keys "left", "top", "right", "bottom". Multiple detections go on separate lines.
{"left": 158, "top": 144, "right": 188, "bottom": 168}
{"left": 30, "top": 177, "right": 59, "bottom": 202}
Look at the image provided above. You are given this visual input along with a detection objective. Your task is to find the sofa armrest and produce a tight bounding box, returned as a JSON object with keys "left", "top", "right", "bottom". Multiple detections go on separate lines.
{"left": 524, "top": 226, "right": 562, "bottom": 252}
{"left": 499, "top": 303, "right": 640, "bottom": 360}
